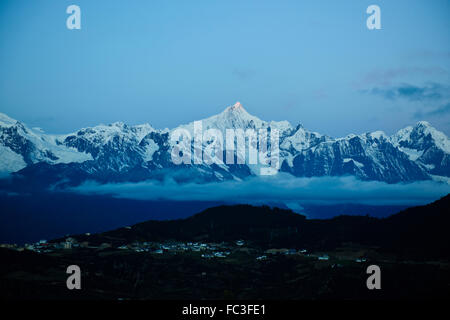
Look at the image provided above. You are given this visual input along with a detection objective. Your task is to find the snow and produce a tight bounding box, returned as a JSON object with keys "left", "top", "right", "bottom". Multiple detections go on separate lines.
{"left": 343, "top": 158, "right": 364, "bottom": 168}
{"left": 341, "top": 133, "right": 357, "bottom": 140}
{"left": 0, "top": 116, "right": 93, "bottom": 172}
{"left": 417, "top": 120, "right": 431, "bottom": 127}
{"left": 34, "top": 134, "right": 93, "bottom": 164}
{"left": 0, "top": 146, "right": 27, "bottom": 173}
{"left": 398, "top": 147, "right": 423, "bottom": 161}
{"left": 422, "top": 164, "right": 435, "bottom": 170}
{"left": 201, "top": 102, "right": 266, "bottom": 131}
{"left": 368, "top": 131, "right": 386, "bottom": 140}
{"left": 65, "top": 122, "right": 155, "bottom": 145}
{"left": 425, "top": 127, "right": 450, "bottom": 153}
{"left": 280, "top": 152, "right": 294, "bottom": 167}
{"left": 391, "top": 126, "right": 412, "bottom": 143}
{"left": 175, "top": 102, "right": 292, "bottom": 136}
{"left": 230, "top": 101, "right": 244, "bottom": 110}
{"left": 0, "top": 112, "right": 18, "bottom": 127}
{"left": 270, "top": 120, "right": 292, "bottom": 133}
{"left": 172, "top": 102, "right": 293, "bottom": 171}
{"left": 134, "top": 124, "right": 155, "bottom": 142}
{"left": 281, "top": 127, "right": 310, "bottom": 151}
{"left": 391, "top": 122, "right": 450, "bottom": 154}
{"left": 1, "top": 102, "right": 449, "bottom": 181}
{"left": 141, "top": 139, "right": 159, "bottom": 162}
{"left": 430, "top": 175, "right": 450, "bottom": 184}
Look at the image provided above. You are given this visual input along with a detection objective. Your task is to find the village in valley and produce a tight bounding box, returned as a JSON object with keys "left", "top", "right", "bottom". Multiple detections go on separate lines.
{"left": 1, "top": 196, "right": 449, "bottom": 300}
{"left": 0, "top": 235, "right": 368, "bottom": 265}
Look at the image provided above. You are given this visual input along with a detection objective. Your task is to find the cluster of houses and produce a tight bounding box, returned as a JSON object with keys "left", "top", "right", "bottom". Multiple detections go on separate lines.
{"left": 1, "top": 238, "right": 306, "bottom": 261}
{"left": 0, "top": 237, "right": 91, "bottom": 253}
{"left": 116, "top": 241, "right": 234, "bottom": 256}
{"left": 0, "top": 238, "right": 367, "bottom": 264}
{"left": 201, "top": 251, "right": 231, "bottom": 259}
{"left": 1, "top": 238, "right": 237, "bottom": 255}
{"left": 263, "top": 249, "right": 334, "bottom": 262}
{"left": 265, "top": 248, "right": 308, "bottom": 255}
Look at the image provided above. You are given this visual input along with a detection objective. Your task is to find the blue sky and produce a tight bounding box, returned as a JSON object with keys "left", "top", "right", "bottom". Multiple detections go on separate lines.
{"left": 0, "top": 0, "right": 449, "bottom": 136}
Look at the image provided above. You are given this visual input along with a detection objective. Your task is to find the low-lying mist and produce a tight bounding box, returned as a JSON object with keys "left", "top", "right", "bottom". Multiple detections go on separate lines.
{"left": 70, "top": 173, "right": 450, "bottom": 208}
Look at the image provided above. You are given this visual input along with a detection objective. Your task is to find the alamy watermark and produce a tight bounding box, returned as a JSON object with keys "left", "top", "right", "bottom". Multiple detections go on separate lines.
{"left": 170, "top": 121, "right": 280, "bottom": 176}
{"left": 366, "top": 264, "right": 381, "bottom": 290}
{"left": 66, "top": 265, "right": 81, "bottom": 290}
{"left": 66, "top": 4, "right": 380, "bottom": 31}
{"left": 366, "top": 5, "right": 381, "bottom": 30}
{"left": 66, "top": 5, "right": 81, "bottom": 30}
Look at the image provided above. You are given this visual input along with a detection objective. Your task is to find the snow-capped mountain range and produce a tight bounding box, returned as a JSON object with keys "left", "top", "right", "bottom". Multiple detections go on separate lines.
{"left": 1, "top": 102, "right": 449, "bottom": 186}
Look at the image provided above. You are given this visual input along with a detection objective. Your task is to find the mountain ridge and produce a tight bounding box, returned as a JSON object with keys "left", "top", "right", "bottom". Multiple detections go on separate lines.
{"left": 1, "top": 102, "right": 449, "bottom": 185}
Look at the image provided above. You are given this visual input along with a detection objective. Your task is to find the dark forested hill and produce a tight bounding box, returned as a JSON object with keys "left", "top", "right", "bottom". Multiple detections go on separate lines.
{"left": 70, "top": 194, "right": 450, "bottom": 260}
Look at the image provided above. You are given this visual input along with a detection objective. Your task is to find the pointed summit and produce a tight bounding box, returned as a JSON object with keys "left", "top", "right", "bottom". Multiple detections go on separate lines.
{"left": 175, "top": 101, "right": 266, "bottom": 133}
{"left": 230, "top": 101, "right": 244, "bottom": 110}
{"left": 224, "top": 101, "right": 247, "bottom": 114}
{"left": 220, "top": 101, "right": 256, "bottom": 122}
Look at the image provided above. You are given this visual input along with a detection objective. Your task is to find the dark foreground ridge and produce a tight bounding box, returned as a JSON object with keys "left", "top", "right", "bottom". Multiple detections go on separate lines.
{"left": 73, "top": 194, "right": 450, "bottom": 260}
{"left": 1, "top": 194, "right": 449, "bottom": 300}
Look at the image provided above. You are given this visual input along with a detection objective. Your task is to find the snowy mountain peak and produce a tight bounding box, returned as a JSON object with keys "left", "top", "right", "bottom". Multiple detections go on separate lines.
{"left": 392, "top": 121, "right": 450, "bottom": 154}
{"left": 415, "top": 121, "right": 432, "bottom": 128}
{"left": 173, "top": 102, "right": 294, "bottom": 142}
{"left": 230, "top": 101, "right": 244, "bottom": 110}
{"left": 180, "top": 102, "right": 265, "bottom": 132}
{"left": 223, "top": 101, "right": 252, "bottom": 118}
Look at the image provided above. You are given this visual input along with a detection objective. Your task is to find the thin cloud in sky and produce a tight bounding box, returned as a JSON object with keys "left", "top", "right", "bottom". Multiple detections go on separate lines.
{"left": 367, "top": 83, "right": 449, "bottom": 102}
{"left": 355, "top": 67, "right": 448, "bottom": 88}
